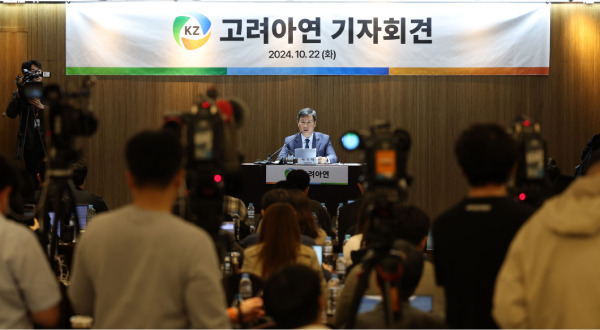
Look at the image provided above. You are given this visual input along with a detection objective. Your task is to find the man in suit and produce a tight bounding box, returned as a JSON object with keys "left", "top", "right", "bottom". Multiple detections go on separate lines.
{"left": 278, "top": 108, "right": 338, "bottom": 164}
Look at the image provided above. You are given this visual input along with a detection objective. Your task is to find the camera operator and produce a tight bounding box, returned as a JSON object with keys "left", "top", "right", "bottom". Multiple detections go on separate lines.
{"left": 6, "top": 60, "right": 47, "bottom": 185}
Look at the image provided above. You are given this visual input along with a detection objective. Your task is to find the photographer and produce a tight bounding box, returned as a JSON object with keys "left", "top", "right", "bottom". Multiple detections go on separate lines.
{"left": 6, "top": 60, "right": 47, "bottom": 185}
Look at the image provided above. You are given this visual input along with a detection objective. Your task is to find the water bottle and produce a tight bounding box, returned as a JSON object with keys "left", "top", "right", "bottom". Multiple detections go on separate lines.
{"left": 87, "top": 204, "right": 96, "bottom": 222}
{"left": 336, "top": 253, "right": 346, "bottom": 283}
{"left": 248, "top": 203, "right": 256, "bottom": 228}
{"left": 323, "top": 236, "right": 333, "bottom": 265}
{"left": 313, "top": 211, "right": 320, "bottom": 229}
{"left": 232, "top": 211, "right": 241, "bottom": 241}
{"left": 239, "top": 273, "right": 253, "bottom": 300}
{"left": 343, "top": 234, "right": 351, "bottom": 246}
{"left": 327, "top": 274, "right": 340, "bottom": 316}
{"left": 222, "top": 253, "right": 232, "bottom": 276}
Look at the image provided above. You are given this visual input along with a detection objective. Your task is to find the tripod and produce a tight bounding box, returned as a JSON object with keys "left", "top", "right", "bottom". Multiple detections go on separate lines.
{"left": 15, "top": 104, "right": 47, "bottom": 161}
{"left": 345, "top": 240, "right": 407, "bottom": 329}
{"left": 36, "top": 165, "right": 80, "bottom": 278}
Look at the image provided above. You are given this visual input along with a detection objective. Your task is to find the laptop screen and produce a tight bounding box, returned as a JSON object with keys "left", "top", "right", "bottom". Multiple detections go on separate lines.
{"left": 221, "top": 221, "right": 235, "bottom": 234}
{"left": 312, "top": 245, "right": 323, "bottom": 265}
{"left": 295, "top": 148, "right": 317, "bottom": 158}
{"left": 49, "top": 212, "right": 59, "bottom": 237}
{"left": 76, "top": 205, "right": 89, "bottom": 230}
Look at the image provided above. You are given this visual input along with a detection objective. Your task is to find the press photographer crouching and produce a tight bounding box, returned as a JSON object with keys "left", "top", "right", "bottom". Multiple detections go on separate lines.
{"left": 5, "top": 60, "right": 49, "bottom": 185}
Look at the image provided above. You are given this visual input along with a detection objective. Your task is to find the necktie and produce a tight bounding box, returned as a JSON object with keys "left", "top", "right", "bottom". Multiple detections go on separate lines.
{"left": 305, "top": 138, "right": 310, "bottom": 149}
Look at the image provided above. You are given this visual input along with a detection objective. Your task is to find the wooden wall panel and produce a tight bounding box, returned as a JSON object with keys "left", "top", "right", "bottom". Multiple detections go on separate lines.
{"left": 0, "top": 31, "right": 28, "bottom": 159}
{"left": 1, "top": 3, "right": 599, "bottom": 219}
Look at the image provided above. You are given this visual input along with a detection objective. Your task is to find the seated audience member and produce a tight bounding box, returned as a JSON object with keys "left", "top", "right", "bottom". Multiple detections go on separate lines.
{"left": 285, "top": 169, "right": 334, "bottom": 236}
{"left": 432, "top": 123, "right": 534, "bottom": 329}
{"left": 68, "top": 129, "right": 230, "bottom": 328}
{"left": 493, "top": 150, "right": 600, "bottom": 329}
{"left": 354, "top": 240, "right": 446, "bottom": 329}
{"left": 0, "top": 153, "right": 61, "bottom": 328}
{"left": 264, "top": 264, "right": 329, "bottom": 329}
{"left": 223, "top": 194, "right": 251, "bottom": 240}
{"left": 241, "top": 202, "right": 327, "bottom": 301}
{"left": 337, "top": 182, "right": 364, "bottom": 247}
{"left": 240, "top": 188, "right": 317, "bottom": 248}
{"left": 71, "top": 158, "right": 109, "bottom": 213}
{"left": 228, "top": 297, "right": 265, "bottom": 326}
{"left": 341, "top": 193, "right": 372, "bottom": 268}
{"left": 289, "top": 189, "right": 327, "bottom": 245}
{"left": 334, "top": 204, "right": 446, "bottom": 328}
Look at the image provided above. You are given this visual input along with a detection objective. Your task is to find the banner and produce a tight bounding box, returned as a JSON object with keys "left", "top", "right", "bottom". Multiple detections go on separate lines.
{"left": 66, "top": 2, "right": 550, "bottom": 76}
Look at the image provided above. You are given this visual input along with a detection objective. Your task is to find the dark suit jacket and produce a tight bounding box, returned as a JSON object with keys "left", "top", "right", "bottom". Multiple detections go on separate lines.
{"left": 73, "top": 189, "right": 109, "bottom": 213}
{"left": 278, "top": 132, "right": 338, "bottom": 163}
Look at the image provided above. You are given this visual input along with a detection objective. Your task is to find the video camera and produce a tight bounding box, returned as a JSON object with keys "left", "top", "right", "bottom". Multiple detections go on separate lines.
{"left": 340, "top": 121, "right": 416, "bottom": 328}
{"left": 340, "top": 120, "right": 412, "bottom": 202}
{"left": 508, "top": 115, "right": 548, "bottom": 207}
{"left": 16, "top": 69, "right": 51, "bottom": 99}
{"left": 36, "top": 78, "right": 98, "bottom": 272}
{"left": 163, "top": 87, "right": 246, "bottom": 237}
{"left": 42, "top": 78, "right": 98, "bottom": 169}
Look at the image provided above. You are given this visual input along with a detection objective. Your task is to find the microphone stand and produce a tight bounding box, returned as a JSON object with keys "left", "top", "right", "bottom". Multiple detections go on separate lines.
{"left": 255, "top": 132, "right": 300, "bottom": 165}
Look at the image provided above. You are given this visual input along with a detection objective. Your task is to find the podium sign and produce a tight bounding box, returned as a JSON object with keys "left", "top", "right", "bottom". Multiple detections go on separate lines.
{"left": 266, "top": 165, "right": 349, "bottom": 185}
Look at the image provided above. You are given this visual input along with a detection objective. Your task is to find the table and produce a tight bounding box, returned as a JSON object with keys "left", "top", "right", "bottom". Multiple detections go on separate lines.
{"left": 238, "top": 163, "right": 365, "bottom": 216}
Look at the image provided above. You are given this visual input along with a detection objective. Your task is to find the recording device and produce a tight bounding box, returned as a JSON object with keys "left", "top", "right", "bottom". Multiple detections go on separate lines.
{"left": 16, "top": 69, "right": 51, "bottom": 99}
{"left": 508, "top": 115, "right": 548, "bottom": 206}
{"left": 36, "top": 78, "right": 98, "bottom": 273}
{"left": 340, "top": 121, "right": 415, "bottom": 328}
{"left": 164, "top": 86, "right": 246, "bottom": 241}
{"left": 341, "top": 120, "right": 412, "bottom": 201}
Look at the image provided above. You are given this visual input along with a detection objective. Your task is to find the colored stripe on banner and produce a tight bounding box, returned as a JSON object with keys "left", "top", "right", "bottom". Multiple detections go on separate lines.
{"left": 66, "top": 67, "right": 228, "bottom": 75}
{"left": 389, "top": 67, "right": 550, "bottom": 76}
{"left": 227, "top": 67, "right": 389, "bottom": 75}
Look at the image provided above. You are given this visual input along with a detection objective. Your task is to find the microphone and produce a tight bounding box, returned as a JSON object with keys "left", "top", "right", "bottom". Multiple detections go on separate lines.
{"left": 255, "top": 132, "right": 300, "bottom": 165}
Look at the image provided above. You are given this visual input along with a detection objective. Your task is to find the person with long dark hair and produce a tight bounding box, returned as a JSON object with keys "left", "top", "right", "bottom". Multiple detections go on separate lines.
{"left": 241, "top": 203, "right": 325, "bottom": 289}
{"left": 288, "top": 190, "right": 327, "bottom": 245}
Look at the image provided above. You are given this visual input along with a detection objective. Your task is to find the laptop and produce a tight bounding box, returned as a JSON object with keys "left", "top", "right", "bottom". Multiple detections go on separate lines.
{"left": 295, "top": 148, "right": 318, "bottom": 165}
{"left": 312, "top": 245, "right": 323, "bottom": 265}
{"left": 358, "top": 294, "right": 433, "bottom": 313}
{"left": 221, "top": 221, "right": 235, "bottom": 234}
{"left": 75, "top": 204, "right": 89, "bottom": 230}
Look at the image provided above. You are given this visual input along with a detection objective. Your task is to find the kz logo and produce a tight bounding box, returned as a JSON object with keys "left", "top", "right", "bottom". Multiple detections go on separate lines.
{"left": 173, "top": 12, "right": 212, "bottom": 50}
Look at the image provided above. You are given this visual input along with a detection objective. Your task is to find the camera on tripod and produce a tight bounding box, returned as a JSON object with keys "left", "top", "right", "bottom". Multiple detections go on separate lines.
{"left": 340, "top": 120, "right": 412, "bottom": 201}
{"left": 163, "top": 87, "right": 246, "bottom": 236}
{"left": 508, "top": 115, "right": 548, "bottom": 206}
{"left": 16, "top": 69, "right": 51, "bottom": 99}
{"left": 42, "top": 80, "right": 98, "bottom": 169}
